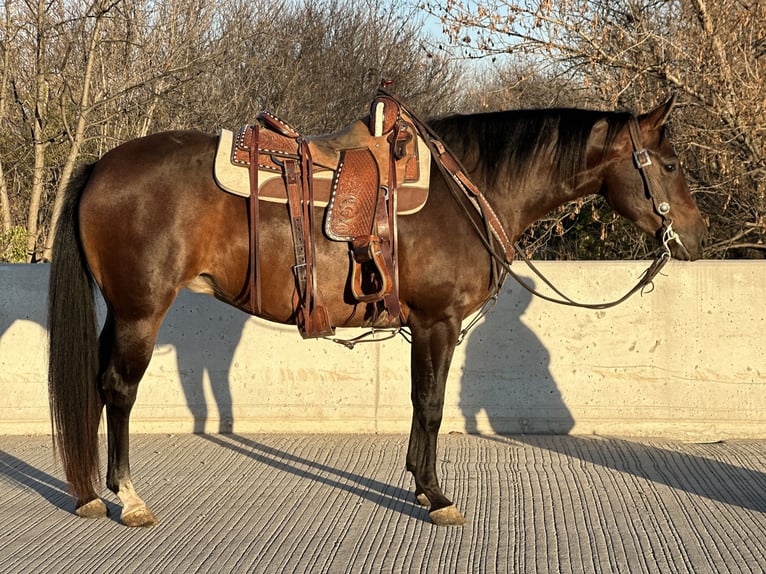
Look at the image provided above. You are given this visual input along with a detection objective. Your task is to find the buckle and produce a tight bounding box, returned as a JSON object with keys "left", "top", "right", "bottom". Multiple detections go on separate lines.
{"left": 633, "top": 149, "right": 652, "bottom": 168}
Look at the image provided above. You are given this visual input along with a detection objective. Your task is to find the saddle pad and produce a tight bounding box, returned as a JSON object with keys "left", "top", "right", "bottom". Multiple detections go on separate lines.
{"left": 213, "top": 129, "right": 431, "bottom": 215}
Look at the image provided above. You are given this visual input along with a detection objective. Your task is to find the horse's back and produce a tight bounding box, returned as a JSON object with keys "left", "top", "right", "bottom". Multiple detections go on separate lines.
{"left": 81, "top": 129, "right": 220, "bottom": 211}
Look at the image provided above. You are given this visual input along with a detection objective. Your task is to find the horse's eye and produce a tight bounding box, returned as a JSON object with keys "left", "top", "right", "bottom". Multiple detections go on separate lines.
{"left": 663, "top": 163, "right": 677, "bottom": 173}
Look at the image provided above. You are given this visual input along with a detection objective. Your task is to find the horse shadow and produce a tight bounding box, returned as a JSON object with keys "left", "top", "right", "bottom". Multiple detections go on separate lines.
{"left": 0, "top": 283, "right": 243, "bottom": 513}
{"left": 459, "top": 282, "right": 766, "bottom": 514}
{"left": 0, "top": 449, "right": 123, "bottom": 518}
{"left": 156, "top": 291, "right": 248, "bottom": 433}
{"left": 0, "top": 283, "right": 244, "bottom": 434}
{"left": 202, "top": 434, "right": 425, "bottom": 521}
{"left": 459, "top": 282, "right": 574, "bottom": 435}
{"left": 0, "top": 266, "right": 49, "bottom": 355}
{"left": 508, "top": 434, "right": 766, "bottom": 513}
{"left": 0, "top": 449, "right": 71, "bottom": 508}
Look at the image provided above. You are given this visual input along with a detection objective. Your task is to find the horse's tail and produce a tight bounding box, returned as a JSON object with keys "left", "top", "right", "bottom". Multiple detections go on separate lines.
{"left": 47, "top": 163, "right": 102, "bottom": 499}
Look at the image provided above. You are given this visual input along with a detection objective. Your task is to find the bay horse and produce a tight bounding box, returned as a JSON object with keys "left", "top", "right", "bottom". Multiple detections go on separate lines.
{"left": 47, "top": 94, "right": 706, "bottom": 527}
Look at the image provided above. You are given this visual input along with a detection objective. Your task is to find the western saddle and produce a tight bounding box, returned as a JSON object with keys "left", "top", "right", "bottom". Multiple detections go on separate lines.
{"left": 214, "top": 91, "right": 431, "bottom": 339}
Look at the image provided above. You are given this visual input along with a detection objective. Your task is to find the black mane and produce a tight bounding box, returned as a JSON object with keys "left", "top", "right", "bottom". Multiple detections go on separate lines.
{"left": 429, "top": 108, "right": 631, "bottom": 189}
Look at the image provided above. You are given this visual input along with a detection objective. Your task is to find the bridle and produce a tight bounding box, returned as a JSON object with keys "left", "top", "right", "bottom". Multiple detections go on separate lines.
{"left": 626, "top": 116, "right": 689, "bottom": 260}
{"left": 380, "top": 89, "right": 686, "bottom": 334}
{"left": 509, "top": 115, "right": 692, "bottom": 308}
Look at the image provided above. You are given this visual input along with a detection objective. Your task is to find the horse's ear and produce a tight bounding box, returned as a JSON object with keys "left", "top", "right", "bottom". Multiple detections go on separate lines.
{"left": 639, "top": 93, "right": 677, "bottom": 129}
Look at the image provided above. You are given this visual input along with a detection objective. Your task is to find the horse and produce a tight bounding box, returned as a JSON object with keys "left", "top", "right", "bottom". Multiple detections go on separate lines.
{"left": 47, "top": 93, "right": 706, "bottom": 528}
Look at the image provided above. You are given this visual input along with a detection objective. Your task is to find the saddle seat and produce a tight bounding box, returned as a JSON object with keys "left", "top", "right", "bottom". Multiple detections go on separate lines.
{"left": 213, "top": 94, "right": 431, "bottom": 339}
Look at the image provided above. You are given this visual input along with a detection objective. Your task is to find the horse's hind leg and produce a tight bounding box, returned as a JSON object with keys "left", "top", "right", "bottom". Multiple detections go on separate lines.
{"left": 99, "top": 311, "right": 164, "bottom": 527}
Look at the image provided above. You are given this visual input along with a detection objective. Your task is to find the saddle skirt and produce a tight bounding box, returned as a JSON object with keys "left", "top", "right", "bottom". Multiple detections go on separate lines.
{"left": 213, "top": 116, "right": 431, "bottom": 215}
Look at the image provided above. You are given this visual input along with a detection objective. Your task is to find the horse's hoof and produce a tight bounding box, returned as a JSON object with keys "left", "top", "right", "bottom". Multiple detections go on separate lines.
{"left": 121, "top": 505, "right": 158, "bottom": 528}
{"left": 75, "top": 498, "right": 108, "bottom": 519}
{"left": 416, "top": 493, "right": 431, "bottom": 507}
{"left": 429, "top": 504, "right": 466, "bottom": 526}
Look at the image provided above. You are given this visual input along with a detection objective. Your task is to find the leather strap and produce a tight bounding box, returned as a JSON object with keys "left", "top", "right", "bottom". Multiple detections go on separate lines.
{"left": 284, "top": 158, "right": 306, "bottom": 298}
{"left": 300, "top": 140, "right": 319, "bottom": 315}
{"left": 284, "top": 141, "right": 333, "bottom": 338}
{"left": 247, "top": 125, "right": 262, "bottom": 313}
{"left": 382, "top": 122, "right": 402, "bottom": 319}
{"left": 627, "top": 115, "right": 671, "bottom": 223}
{"left": 429, "top": 139, "right": 515, "bottom": 260}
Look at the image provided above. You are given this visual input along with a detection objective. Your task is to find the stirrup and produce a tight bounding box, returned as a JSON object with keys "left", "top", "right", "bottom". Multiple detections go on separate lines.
{"left": 350, "top": 237, "right": 393, "bottom": 302}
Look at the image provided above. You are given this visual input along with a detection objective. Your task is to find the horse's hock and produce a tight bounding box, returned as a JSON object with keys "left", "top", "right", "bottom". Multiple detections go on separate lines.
{"left": 2, "top": 260, "right": 764, "bottom": 439}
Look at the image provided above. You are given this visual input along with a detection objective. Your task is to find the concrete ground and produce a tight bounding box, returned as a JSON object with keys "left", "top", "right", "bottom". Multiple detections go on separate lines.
{"left": 1, "top": 433, "right": 765, "bottom": 573}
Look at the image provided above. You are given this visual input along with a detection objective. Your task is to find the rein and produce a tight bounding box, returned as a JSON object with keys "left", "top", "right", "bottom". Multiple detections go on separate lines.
{"left": 381, "top": 89, "right": 679, "bottom": 319}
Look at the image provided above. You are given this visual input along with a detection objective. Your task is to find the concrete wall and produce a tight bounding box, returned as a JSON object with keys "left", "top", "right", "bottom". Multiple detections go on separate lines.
{"left": 1, "top": 261, "right": 764, "bottom": 439}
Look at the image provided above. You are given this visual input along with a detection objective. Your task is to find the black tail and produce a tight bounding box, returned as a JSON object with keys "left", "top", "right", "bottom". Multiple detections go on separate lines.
{"left": 47, "top": 163, "right": 102, "bottom": 500}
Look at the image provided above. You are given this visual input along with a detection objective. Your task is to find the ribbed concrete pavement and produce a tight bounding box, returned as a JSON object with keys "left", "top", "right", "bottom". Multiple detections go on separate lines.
{"left": 1, "top": 434, "right": 765, "bottom": 573}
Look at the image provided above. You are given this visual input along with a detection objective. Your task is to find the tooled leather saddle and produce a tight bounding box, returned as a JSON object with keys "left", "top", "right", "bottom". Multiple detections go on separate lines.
{"left": 213, "top": 92, "right": 431, "bottom": 339}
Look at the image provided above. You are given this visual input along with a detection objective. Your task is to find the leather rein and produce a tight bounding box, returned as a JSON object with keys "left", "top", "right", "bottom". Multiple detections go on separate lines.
{"left": 381, "top": 89, "right": 685, "bottom": 328}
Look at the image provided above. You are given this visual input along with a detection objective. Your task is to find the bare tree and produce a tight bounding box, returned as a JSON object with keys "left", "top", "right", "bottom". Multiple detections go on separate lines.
{"left": 1, "top": 0, "right": 459, "bottom": 262}
{"left": 44, "top": 0, "right": 121, "bottom": 260}
{"left": 2, "top": 0, "right": 238, "bottom": 261}
{"left": 194, "top": 0, "right": 460, "bottom": 134}
{"left": 0, "top": 0, "right": 15, "bottom": 236}
{"left": 424, "top": 0, "right": 765, "bottom": 258}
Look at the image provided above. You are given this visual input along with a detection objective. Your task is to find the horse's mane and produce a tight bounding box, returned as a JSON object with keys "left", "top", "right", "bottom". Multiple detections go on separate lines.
{"left": 428, "top": 108, "right": 632, "bottom": 189}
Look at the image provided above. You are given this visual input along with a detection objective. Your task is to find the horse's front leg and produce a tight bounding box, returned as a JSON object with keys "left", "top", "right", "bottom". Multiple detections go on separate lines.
{"left": 101, "top": 314, "right": 160, "bottom": 527}
{"left": 406, "top": 313, "right": 466, "bottom": 526}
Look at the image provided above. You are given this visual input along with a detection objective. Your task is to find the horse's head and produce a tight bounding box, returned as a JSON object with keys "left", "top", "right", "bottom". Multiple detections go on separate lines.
{"left": 597, "top": 96, "right": 707, "bottom": 260}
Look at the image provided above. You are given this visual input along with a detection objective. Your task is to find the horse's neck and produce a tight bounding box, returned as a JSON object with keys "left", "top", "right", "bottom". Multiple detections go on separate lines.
{"left": 483, "top": 154, "right": 604, "bottom": 243}
{"left": 435, "top": 111, "right": 609, "bottom": 243}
